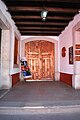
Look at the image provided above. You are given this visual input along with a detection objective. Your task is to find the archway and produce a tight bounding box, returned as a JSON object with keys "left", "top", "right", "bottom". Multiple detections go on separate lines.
{"left": 21, "top": 36, "right": 59, "bottom": 81}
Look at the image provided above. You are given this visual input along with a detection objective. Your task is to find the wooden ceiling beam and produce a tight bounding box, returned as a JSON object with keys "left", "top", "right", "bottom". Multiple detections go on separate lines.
{"left": 16, "top": 21, "right": 68, "bottom": 26}
{"left": 17, "top": 24, "right": 66, "bottom": 27}
{"left": 21, "top": 33, "right": 59, "bottom": 36}
{"left": 19, "top": 29, "right": 61, "bottom": 32}
{"left": 20, "top": 32, "right": 60, "bottom": 36}
{"left": 20, "top": 30, "right": 61, "bottom": 32}
{"left": 9, "top": 11, "right": 75, "bottom": 17}
{"left": 10, "top": 11, "right": 76, "bottom": 19}
{"left": 3, "top": 0, "right": 80, "bottom": 10}
{"left": 13, "top": 16, "right": 73, "bottom": 21}
{"left": 3, "top": 0, "right": 80, "bottom": 3}
{"left": 14, "top": 19, "right": 70, "bottom": 23}
{"left": 20, "top": 31, "right": 60, "bottom": 34}
{"left": 8, "top": 6, "right": 78, "bottom": 13}
{"left": 2, "top": 0, "right": 80, "bottom": 36}
{"left": 18, "top": 27, "right": 64, "bottom": 30}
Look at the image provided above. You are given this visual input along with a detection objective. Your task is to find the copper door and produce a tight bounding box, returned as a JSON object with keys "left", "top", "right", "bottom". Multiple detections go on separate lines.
{"left": 25, "top": 40, "right": 54, "bottom": 80}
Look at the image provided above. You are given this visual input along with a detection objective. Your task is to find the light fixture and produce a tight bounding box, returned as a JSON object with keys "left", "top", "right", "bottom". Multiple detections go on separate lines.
{"left": 41, "top": 10, "right": 48, "bottom": 21}
{"left": 79, "top": 10, "right": 80, "bottom": 13}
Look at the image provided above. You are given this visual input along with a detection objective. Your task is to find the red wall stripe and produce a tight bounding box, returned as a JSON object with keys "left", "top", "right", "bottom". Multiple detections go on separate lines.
{"left": 11, "top": 73, "right": 20, "bottom": 87}
{"left": 60, "top": 72, "right": 72, "bottom": 86}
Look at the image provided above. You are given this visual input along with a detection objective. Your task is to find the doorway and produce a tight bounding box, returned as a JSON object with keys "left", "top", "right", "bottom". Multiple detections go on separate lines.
{"left": 25, "top": 40, "right": 55, "bottom": 80}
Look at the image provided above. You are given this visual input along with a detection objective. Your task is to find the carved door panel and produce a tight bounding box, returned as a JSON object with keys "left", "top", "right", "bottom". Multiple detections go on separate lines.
{"left": 41, "top": 55, "right": 54, "bottom": 80}
{"left": 25, "top": 40, "right": 54, "bottom": 80}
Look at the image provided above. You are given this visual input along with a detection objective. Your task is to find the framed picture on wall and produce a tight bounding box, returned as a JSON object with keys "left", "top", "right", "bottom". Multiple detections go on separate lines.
{"left": 69, "top": 46, "right": 73, "bottom": 64}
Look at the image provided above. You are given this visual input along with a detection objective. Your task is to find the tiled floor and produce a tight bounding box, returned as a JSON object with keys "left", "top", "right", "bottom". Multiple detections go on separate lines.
{"left": 0, "top": 81, "right": 80, "bottom": 107}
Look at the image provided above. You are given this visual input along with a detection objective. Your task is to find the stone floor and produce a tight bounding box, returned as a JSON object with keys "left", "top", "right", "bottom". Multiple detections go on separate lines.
{"left": 0, "top": 89, "right": 9, "bottom": 99}
{"left": 0, "top": 81, "right": 80, "bottom": 107}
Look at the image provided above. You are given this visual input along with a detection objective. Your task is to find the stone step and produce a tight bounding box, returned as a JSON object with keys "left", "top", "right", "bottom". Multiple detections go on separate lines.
{"left": 0, "top": 105, "right": 80, "bottom": 115}
{"left": 0, "top": 100, "right": 80, "bottom": 107}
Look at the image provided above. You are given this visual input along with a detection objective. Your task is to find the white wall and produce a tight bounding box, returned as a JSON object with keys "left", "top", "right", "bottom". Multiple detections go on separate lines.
{"left": 0, "top": 0, "right": 21, "bottom": 89}
{"left": 59, "top": 27, "right": 73, "bottom": 74}
{"left": 59, "top": 13, "right": 80, "bottom": 74}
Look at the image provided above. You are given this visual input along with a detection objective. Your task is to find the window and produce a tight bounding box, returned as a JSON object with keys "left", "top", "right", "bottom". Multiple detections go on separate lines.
{"left": 14, "top": 37, "right": 19, "bottom": 67}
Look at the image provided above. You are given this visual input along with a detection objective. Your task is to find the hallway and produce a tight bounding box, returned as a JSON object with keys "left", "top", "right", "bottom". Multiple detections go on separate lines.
{"left": 0, "top": 0, "right": 80, "bottom": 119}
{"left": 0, "top": 81, "right": 80, "bottom": 107}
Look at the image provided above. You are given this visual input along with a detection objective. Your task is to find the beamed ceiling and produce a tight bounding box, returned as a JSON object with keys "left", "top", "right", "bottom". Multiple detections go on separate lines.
{"left": 2, "top": 0, "right": 80, "bottom": 36}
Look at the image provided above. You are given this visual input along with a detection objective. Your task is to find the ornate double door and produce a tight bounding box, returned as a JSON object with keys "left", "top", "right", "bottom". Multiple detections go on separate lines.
{"left": 25, "top": 40, "right": 54, "bottom": 80}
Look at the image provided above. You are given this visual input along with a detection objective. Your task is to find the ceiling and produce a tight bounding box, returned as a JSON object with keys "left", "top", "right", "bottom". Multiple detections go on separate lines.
{"left": 2, "top": 0, "right": 80, "bottom": 36}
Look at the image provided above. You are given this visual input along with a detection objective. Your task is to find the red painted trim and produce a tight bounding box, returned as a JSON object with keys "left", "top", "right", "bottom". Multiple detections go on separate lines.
{"left": 60, "top": 72, "right": 72, "bottom": 86}
{"left": 11, "top": 73, "right": 20, "bottom": 87}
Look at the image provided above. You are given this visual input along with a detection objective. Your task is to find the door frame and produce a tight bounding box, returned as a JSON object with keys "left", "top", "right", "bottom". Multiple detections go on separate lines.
{"left": 21, "top": 36, "right": 60, "bottom": 81}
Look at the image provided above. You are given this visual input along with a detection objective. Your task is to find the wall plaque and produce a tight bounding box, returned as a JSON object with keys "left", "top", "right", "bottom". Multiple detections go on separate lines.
{"left": 75, "top": 44, "right": 80, "bottom": 49}
{"left": 75, "top": 50, "right": 80, "bottom": 55}
{"left": 75, "top": 56, "right": 80, "bottom": 61}
{"left": 62, "top": 47, "right": 66, "bottom": 57}
{"left": 69, "top": 46, "right": 73, "bottom": 64}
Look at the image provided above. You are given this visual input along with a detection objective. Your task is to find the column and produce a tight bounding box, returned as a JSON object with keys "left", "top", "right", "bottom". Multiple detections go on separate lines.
{"left": 0, "top": 30, "right": 12, "bottom": 89}
{"left": 55, "top": 41, "right": 60, "bottom": 81}
{"left": 72, "top": 31, "right": 80, "bottom": 89}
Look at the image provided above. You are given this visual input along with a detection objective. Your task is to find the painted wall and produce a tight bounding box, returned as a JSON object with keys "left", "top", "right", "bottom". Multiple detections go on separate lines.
{"left": 59, "top": 13, "right": 80, "bottom": 87}
{"left": 59, "top": 13, "right": 80, "bottom": 74}
{"left": 59, "top": 27, "right": 73, "bottom": 74}
{"left": 0, "top": 0, "right": 21, "bottom": 89}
